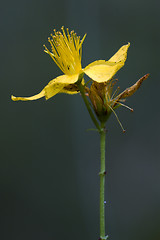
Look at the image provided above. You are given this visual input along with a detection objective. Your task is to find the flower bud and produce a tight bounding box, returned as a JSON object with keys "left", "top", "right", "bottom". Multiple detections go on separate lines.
{"left": 89, "top": 82, "right": 108, "bottom": 122}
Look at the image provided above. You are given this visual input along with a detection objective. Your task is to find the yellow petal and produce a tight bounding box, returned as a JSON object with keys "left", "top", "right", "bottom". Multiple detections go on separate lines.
{"left": 11, "top": 73, "right": 80, "bottom": 101}
{"left": 44, "top": 74, "right": 79, "bottom": 99}
{"left": 84, "top": 43, "right": 130, "bottom": 83}
{"left": 11, "top": 90, "right": 45, "bottom": 101}
{"left": 109, "top": 43, "right": 130, "bottom": 63}
{"left": 84, "top": 60, "right": 124, "bottom": 83}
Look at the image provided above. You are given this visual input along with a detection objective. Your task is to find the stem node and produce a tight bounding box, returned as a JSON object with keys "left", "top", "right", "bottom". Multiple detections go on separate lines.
{"left": 99, "top": 170, "right": 106, "bottom": 176}
{"left": 99, "top": 235, "right": 109, "bottom": 240}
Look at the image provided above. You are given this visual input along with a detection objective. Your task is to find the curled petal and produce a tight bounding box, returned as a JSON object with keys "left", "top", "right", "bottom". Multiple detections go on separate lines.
{"left": 11, "top": 90, "right": 45, "bottom": 101}
{"left": 11, "top": 74, "right": 80, "bottom": 101}
{"left": 44, "top": 74, "right": 79, "bottom": 99}
{"left": 116, "top": 74, "right": 149, "bottom": 100}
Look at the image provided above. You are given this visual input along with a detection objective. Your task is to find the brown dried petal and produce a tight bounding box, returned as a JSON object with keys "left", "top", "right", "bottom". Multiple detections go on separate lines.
{"left": 116, "top": 74, "right": 149, "bottom": 100}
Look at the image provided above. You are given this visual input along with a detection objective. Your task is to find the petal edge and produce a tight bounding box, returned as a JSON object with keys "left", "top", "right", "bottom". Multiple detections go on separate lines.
{"left": 11, "top": 90, "right": 45, "bottom": 101}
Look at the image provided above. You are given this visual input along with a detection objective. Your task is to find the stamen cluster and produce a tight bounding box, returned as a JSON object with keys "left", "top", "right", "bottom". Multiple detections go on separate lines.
{"left": 44, "top": 26, "right": 86, "bottom": 75}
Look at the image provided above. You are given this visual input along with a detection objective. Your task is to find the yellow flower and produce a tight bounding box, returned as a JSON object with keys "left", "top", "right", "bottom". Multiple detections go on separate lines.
{"left": 11, "top": 27, "right": 130, "bottom": 101}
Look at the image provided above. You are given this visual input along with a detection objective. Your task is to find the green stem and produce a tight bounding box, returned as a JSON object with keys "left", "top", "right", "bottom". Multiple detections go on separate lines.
{"left": 99, "top": 123, "right": 107, "bottom": 240}
{"left": 77, "top": 82, "right": 101, "bottom": 132}
{"left": 78, "top": 81, "right": 107, "bottom": 239}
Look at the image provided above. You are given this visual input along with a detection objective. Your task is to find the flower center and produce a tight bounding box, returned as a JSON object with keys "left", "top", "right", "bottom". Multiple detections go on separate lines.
{"left": 44, "top": 27, "right": 86, "bottom": 75}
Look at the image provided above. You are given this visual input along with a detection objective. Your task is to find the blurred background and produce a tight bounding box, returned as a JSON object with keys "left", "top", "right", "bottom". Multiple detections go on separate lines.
{"left": 1, "top": 0, "right": 160, "bottom": 239}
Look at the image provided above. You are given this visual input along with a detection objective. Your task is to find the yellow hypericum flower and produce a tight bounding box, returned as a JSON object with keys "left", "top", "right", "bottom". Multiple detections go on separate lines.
{"left": 11, "top": 27, "right": 130, "bottom": 101}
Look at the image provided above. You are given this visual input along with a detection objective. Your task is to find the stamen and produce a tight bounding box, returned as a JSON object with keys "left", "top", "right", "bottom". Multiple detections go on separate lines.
{"left": 79, "top": 34, "right": 87, "bottom": 49}
{"left": 107, "top": 104, "right": 126, "bottom": 133}
{"left": 44, "top": 27, "right": 85, "bottom": 74}
{"left": 111, "top": 86, "right": 120, "bottom": 100}
{"left": 116, "top": 102, "right": 134, "bottom": 112}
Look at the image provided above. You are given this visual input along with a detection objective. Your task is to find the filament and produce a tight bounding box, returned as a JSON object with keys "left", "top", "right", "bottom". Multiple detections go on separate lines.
{"left": 113, "top": 101, "right": 134, "bottom": 112}
{"left": 111, "top": 86, "right": 120, "bottom": 100}
{"left": 107, "top": 104, "right": 126, "bottom": 133}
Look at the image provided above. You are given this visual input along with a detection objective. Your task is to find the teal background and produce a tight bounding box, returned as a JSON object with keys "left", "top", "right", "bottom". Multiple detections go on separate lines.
{"left": 1, "top": 0, "right": 160, "bottom": 239}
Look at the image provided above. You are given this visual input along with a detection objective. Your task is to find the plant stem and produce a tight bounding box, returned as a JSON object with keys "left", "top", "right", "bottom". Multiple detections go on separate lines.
{"left": 77, "top": 82, "right": 101, "bottom": 132}
{"left": 78, "top": 81, "right": 107, "bottom": 239}
{"left": 99, "top": 122, "right": 107, "bottom": 240}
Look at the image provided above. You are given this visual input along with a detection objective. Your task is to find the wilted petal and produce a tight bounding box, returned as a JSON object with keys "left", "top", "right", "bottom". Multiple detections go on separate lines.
{"left": 11, "top": 73, "right": 80, "bottom": 101}
{"left": 44, "top": 74, "right": 79, "bottom": 99}
{"left": 116, "top": 74, "right": 149, "bottom": 100}
{"left": 60, "top": 85, "right": 79, "bottom": 94}
{"left": 60, "top": 77, "right": 85, "bottom": 95}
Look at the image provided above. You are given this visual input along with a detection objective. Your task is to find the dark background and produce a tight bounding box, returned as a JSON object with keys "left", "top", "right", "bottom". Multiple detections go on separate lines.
{"left": 1, "top": 0, "right": 160, "bottom": 239}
